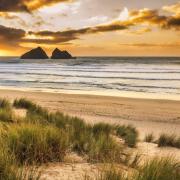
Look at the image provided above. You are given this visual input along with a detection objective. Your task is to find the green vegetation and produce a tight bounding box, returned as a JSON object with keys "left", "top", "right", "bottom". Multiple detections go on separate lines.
{"left": 92, "top": 123, "right": 113, "bottom": 137}
{"left": 0, "top": 98, "right": 132, "bottom": 179}
{"left": 0, "top": 146, "right": 40, "bottom": 180}
{"left": 0, "top": 98, "right": 179, "bottom": 180}
{"left": 0, "top": 108, "right": 14, "bottom": 122}
{"left": 144, "top": 133, "right": 155, "bottom": 143}
{"left": 97, "top": 167, "right": 125, "bottom": 180}
{"left": 116, "top": 125, "right": 138, "bottom": 147}
{"left": 133, "top": 157, "right": 180, "bottom": 180}
{"left": 97, "top": 157, "right": 180, "bottom": 180}
{"left": 13, "top": 98, "right": 37, "bottom": 110}
{"left": 158, "top": 134, "right": 180, "bottom": 149}
{"left": 0, "top": 98, "right": 14, "bottom": 122}
{"left": 4, "top": 124, "right": 69, "bottom": 164}
{"left": 0, "top": 98, "right": 11, "bottom": 109}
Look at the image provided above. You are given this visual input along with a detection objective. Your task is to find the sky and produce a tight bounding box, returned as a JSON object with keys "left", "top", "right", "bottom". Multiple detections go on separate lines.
{"left": 0, "top": 0, "right": 179, "bottom": 56}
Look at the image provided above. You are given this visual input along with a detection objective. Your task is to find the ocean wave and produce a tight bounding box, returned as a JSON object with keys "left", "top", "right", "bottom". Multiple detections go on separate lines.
{"left": 0, "top": 72, "right": 179, "bottom": 81}
{"left": 1, "top": 79, "right": 180, "bottom": 91}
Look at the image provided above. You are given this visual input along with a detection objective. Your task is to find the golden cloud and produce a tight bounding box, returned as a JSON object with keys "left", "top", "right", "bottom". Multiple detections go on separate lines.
{"left": 0, "top": 0, "right": 72, "bottom": 12}
{"left": 25, "top": 22, "right": 129, "bottom": 44}
{"left": 129, "top": 6, "right": 180, "bottom": 30}
{"left": 0, "top": 2, "right": 179, "bottom": 49}
{"left": 119, "top": 42, "right": 180, "bottom": 47}
{"left": 163, "top": 2, "right": 180, "bottom": 15}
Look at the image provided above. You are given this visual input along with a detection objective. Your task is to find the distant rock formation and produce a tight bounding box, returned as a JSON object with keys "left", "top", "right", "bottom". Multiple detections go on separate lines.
{"left": 20, "top": 47, "right": 49, "bottom": 59}
{"left": 51, "top": 48, "right": 73, "bottom": 59}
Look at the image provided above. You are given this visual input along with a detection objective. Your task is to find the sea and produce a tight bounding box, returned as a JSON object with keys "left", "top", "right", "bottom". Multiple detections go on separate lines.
{"left": 0, "top": 56, "right": 180, "bottom": 100}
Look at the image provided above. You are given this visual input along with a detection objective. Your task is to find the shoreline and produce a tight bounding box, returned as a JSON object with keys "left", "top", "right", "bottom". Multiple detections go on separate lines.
{"left": 0, "top": 89, "right": 180, "bottom": 139}
{"left": 1, "top": 86, "right": 180, "bottom": 102}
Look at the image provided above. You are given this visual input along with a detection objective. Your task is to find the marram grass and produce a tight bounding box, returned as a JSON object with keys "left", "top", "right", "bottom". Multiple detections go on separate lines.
{"left": 158, "top": 133, "right": 180, "bottom": 149}
{"left": 0, "top": 98, "right": 179, "bottom": 180}
{"left": 96, "top": 157, "right": 180, "bottom": 180}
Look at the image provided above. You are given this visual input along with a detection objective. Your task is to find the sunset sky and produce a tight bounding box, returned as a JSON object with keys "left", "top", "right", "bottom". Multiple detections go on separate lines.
{"left": 0, "top": 0, "right": 179, "bottom": 56}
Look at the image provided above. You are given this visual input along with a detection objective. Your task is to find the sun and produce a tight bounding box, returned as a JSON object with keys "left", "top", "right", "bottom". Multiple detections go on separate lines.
{"left": 0, "top": 50, "right": 8, "bottom": 57}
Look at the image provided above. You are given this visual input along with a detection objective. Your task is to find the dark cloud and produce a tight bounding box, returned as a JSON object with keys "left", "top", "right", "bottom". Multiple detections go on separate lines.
{"left": 27, "top": 22, "right": 129, "bottom": 44}
{"left": 0, "top": 25, "right": 26, "bottom": 50}
{"left": 165, "top": 16, "right": 180, "bottom": 30}
{"left": 0, "top": 0, "right": 72, "bottom": 12}
{"left": 0, "top": 25, "right": 25, "bottom": 40}
{"left": 0, "top": 0, "right": 29, "bottom": 12}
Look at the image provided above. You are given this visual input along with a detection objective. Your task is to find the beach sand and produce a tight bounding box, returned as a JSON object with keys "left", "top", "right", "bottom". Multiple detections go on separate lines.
{"left": 0, "top": 89, "right": 180, "bottom": 139}
{"left": 1, "top": 89, "right": 180, "bottom": 179}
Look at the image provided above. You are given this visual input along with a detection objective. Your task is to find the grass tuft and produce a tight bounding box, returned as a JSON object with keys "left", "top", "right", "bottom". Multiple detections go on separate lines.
{"left": 144, "top": 133, "right": 155, "bottom": 143}
{"left": 96, "top": 157, "right": 180, "bottom": 180}
{"left": 13, "top": 98, "right": 36, "bottom": 110}
{"left": 133, "top": 157, "right": 180, "bottom": 180}
{"left": 116, "top": 125, "right": 138, "bottom": 147}
{"left": 158, "top": 134, "right": 180, "bottom": 149}
{"left": 88, "top": 134, "right": 123, "bottom": 163}
{"left": 0, "top": 145, "right": 40, "bottom": 180}
{"left": 97, "top": 166, "right": 126, "bottom": 180}
{"left": 4, "top": 124, "right": 69, "bottom": 164}
{"left": 92, "top": 123, "right": 112, "bottom": 137}
{"left": 0, "top": 98, "right": 11, "bottom": 109}
{"left": 0, "top": 108, "right": 14, "bottom": 123}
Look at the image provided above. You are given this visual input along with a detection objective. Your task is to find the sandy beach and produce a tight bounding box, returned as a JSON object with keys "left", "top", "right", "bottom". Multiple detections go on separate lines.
{"left": 1, "top": 89, "right": 180, "bottom": 179}
{"left": 0, "top": 89, "right": 180, "bottom": 139}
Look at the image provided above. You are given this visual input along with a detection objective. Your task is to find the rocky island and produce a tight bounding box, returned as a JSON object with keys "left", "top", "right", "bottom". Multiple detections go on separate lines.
{"left": 20, "top": 47, "right": 75, "bottom": 59}
{"left": 51, "top": 48, "right": 73, "bottom": 59}
{"left": 20, "top": 47, "right": 49, "bottom": 59}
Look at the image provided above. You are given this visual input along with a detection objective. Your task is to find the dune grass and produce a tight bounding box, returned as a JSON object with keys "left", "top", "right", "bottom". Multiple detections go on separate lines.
{"left": 97, "top": 167, "right": 126, "bottom": 180}
{"left": 0, "top": 145, "right": 40, "bottom": 180}
{"left": 116, "top": 125, "right": 138, "bottom": 147}
{"left": 2, "top": 98, "right": 129, "bottom": 166}
{"left": 133, "top": 157, "right": 180, "bottom": 180}
{"left": 13, "top": 98, "right": 37, "bottom": 110}
{"left": 0, "top": 108, "right": 14, "bottom": 122}
{"left": 158, "top": 134, "right": 180, "bottom": 149}
{"left": 4, "top": 124, "right": 69, "bottom": 164}
{"left": 88, "top": 133, "right": 124, "bottom": 163}
{"left": 144, "top": 133, "right": 155, "bottom": 143}
{"left": 1, "top": 98, "right": 179, "bottom": 180}
{"left": 92, "top": 123, "right": 113, "bottom": 137}
{"left": 0, "top": 98, "right": 11, "bottom": 109}
{"left": 0, "top": 98, "right": 14, "bottom": 123}
{"left": 96, "top": 157, "right": 180, "bottom": 180}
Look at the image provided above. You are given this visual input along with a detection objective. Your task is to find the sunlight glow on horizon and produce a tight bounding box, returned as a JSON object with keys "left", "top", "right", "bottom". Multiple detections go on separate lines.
{"left": 0, "top": 0, "right": 179, "bottom": 56}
